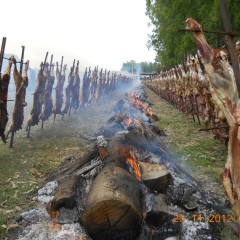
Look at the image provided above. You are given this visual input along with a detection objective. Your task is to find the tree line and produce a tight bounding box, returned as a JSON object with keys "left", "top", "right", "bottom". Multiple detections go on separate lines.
{"left": 121, "top": 60, "right": 160, "bottom": 74}
{"left": 145, "top": 0, "right": 240, "bottom": 68}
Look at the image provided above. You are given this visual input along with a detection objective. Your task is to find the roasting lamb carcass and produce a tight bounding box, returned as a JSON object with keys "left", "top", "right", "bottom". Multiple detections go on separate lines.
{"left": 27, "top": 62, "right": 45, "bottom": 127}
{"left": 186, "top": 17, "right": 240, "bottom": 214}
{"left": 70, "top": 62, "right": 80, "bottom": 110}
{"left": 62, "top": 66, "right": 74, "bottom": 114}
{"left": 53, "top": 64, "right": 66, "bottom": 119}
{"left": 0, "top": 56, "right": 14, "bottom": 142}
{"left": 39, "top": 63, "right": 55, "bottom": 122}
{"left": 6, "top": 58, "right": 29, "bottom": 136}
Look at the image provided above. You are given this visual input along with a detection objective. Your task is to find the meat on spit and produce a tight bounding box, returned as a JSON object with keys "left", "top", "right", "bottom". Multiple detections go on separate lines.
{"left": 0, "top": 56, "right": 14, "bottom": 142}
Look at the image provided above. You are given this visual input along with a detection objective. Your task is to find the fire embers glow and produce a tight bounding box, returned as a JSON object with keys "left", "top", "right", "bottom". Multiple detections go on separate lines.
{"left": 127, "top": 93, "right": 155, "bottom": 118}
{"left": 48, "top": 210, "right": 60, "bottom": 233}
{"left": 115, "top": 147, "right": 141, "bottom": 181}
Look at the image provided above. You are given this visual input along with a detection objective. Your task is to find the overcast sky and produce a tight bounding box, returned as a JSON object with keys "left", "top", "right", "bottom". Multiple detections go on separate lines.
{"left": 1, "top": 0, "right": 155, "bottom": 71}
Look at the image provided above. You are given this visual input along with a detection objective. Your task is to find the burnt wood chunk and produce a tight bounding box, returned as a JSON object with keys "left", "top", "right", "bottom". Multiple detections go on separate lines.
{"left": 98, "top": 146, "right": 110, "bottom": 160}
{"left": 145, "top": 193, "right": 173, "bottom": 227}
{"left": 47, "top": 175, "right": 79, "bottom": 213}
{"left": 139, "top": 162, "right": 173, "bottom": 193}
{"left": 81, "top": 163, "right": 143, "bottom": 240}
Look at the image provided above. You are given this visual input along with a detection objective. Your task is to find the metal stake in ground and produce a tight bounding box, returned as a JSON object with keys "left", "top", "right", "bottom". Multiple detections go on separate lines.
{"left": 9, "top": 46, "right": 25, "bottom": 148}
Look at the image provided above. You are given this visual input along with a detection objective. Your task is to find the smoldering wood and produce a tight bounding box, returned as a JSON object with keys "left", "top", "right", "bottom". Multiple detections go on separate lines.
{"left": 145, "top": 193, "right": 174, "bottom": 228}
{"left": 47, "top": 175, "right": 79, "bottom": 214}
{"left": 81, "top": 162, "right": 143, "bottom": 240}
{"left": 139, "top": 161, "right": 173, "bottom": 193}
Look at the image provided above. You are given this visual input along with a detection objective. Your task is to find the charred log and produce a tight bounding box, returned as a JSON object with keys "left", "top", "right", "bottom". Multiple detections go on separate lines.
{"left": 81, "top": 162, "right": 143, "bottom": 240}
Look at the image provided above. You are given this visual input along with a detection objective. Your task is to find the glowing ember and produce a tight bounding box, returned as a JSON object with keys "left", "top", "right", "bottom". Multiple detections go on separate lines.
{"left": 48, "top": 210, "right": 60, "bottom": 232}
{"left": 123, "top": 117, "right": 132, "bottom": 128}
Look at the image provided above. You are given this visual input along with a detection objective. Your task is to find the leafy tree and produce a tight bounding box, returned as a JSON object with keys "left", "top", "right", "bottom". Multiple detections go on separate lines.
{"left": 146, "top": 0, "right": 240, "bottom": 68}
{"left": 121, "top": 61, "right": 160, "bottom": 73}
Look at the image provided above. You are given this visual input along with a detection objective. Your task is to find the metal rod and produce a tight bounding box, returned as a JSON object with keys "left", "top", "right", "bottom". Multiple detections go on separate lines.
{"left": 179, "top": 28, "right": 240, "bottom": 37}
{"left": 199, "top": 126, "right": 229, "bottom": 131}
{"left": 3, "top": 57, "right": 27, "bottom": 64}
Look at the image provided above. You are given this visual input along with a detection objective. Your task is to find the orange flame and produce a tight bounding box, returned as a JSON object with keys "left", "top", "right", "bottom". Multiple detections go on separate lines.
{"left": 115, "top": 147, "right": 141, "bottom": 181}
{"left": 126, "top": 157, "right": 141, "bottom": 181}
{"left": 48, "top": 210, "right": 60, "bottom": 232}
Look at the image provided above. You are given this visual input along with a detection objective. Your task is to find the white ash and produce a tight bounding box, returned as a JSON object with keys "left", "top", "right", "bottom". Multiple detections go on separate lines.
{"left": 19, "top": 208, "right": 47, "bottom": 223}
{"left": 181, "top": 219, "right": 211, "bottom": 240}
{"left": 96, "top": 135, "right": 108, "bottom": 147}
{"left": 143, "top": 189, "right": 154, "bottom": 213}
{"left": 17, "top": 221, "right": 88, "bottom": 240}
{"left": 35, "top": 181, "right": 58, "bottom": 205}
{"left": 37, "top": 181, "right": 58, "bottom": 196}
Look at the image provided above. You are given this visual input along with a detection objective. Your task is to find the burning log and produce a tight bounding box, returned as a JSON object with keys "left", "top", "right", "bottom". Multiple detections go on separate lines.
{"left": 81, "top": 162, "right": 143, "bottom": 240}
{"left": 0, "top": 56, "right": 14, "bottom": 142}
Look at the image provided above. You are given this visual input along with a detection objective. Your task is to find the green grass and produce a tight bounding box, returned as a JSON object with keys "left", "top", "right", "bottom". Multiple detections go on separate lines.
{"left": 0, "top": 116, "right": 86, "bottom": 238}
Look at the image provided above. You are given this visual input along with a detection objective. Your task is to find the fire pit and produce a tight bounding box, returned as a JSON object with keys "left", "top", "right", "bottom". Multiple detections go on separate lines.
{"left": 14, "top": 86, "right": 237, "bottom": 240}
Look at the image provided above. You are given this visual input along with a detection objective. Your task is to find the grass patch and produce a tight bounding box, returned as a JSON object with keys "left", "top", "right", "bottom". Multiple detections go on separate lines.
{"left": 0, "top": 117, "right": 86, "bottom": 238}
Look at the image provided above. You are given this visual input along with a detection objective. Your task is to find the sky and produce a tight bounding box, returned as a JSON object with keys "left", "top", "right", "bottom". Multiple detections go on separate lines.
{"left": 1, "top": 0, "right": 155, "bottom": 72}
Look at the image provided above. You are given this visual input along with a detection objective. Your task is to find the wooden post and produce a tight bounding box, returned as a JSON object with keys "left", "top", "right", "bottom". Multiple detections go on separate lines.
{"left": 220, "top": 0, "right": 240, "bottom": 96}
{"left": 19, "top": 46, "right": 25, "bottom": 75}
{"left": 0, "top": 37, "right": 6, "bottom": 75}
{"left": 43, "top": 52, "right": 49, "bottom": 70}
{"left": 60, "top": 56, "right": 63, "bottom": 73}
{"left": 9, "top": 132, "right": 14, "bottom": 148}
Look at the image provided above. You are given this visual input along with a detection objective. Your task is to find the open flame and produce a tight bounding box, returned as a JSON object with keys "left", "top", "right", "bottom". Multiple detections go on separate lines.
{"left": 115, "top": 147, "right": 141, "bottom": 181}
{"left": 127, "top": 93, "right": 154, "bottom": 117}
